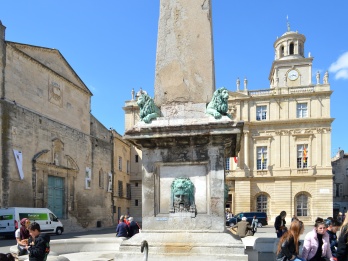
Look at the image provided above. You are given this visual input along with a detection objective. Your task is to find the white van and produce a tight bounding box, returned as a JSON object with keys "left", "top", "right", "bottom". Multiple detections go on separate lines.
{"left": 0, "top": 207, "right": 64, "bottom": 237}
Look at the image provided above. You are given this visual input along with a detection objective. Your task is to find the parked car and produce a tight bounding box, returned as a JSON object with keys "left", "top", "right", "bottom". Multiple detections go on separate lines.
{"left": 226, "top": 212, "right": 268, "bottom": 227}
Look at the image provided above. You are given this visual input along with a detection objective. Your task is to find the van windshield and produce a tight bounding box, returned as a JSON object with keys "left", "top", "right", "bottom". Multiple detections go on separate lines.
{"left": 49, "top": 213, "right": 59, "bottom": 222}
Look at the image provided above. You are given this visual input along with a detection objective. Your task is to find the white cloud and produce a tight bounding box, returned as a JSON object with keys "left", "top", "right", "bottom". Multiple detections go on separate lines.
{"left": 329, "top": 51, "right": 348, "bottom": 80}
{"left": 335, "top": 69, "right": 348, "bottom": 80}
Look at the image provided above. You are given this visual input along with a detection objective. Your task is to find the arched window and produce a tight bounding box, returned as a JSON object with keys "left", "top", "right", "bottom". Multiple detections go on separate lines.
{"left": 256, "top": 194, "right": 268, "bottom": 212}
{"left": 289, "top": 43, "right": 294, "bottom": 55}
{"left": 296, "top": 192, "right": 310, "bottom": 217}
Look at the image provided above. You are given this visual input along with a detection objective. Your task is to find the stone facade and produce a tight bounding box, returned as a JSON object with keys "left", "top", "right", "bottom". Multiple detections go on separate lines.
{"left": 331, "top": 150, "right": 348, "bottom": 218}
{"left": 129, "top": 146, "right": 142, "bottom": 223}
{"left": 112, "top": 131, "right": 131, "bottom": 222}
{"left": 123, "top": 95, "right": 143, "bottom": 224}
{"left": 0, "top": 22, "right": 114, "bottom": 229}
{"left": 226, "top": 29, "right": 333, "bottom": 224}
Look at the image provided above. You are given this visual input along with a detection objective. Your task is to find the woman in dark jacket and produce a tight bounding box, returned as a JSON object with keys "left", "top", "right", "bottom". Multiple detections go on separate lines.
{"left": 275, "top": 211, "right": 287, "bottom": 238}
{"left": 276, "top": 219, "right": 305, "bottom": 261}
{"left": 336, "top": 214, "right": 348, "bottom": 261}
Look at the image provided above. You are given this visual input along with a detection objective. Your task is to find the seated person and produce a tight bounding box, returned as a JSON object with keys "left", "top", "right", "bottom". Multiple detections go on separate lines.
{"left": 15, "top": 218, "right": 30, "bottom": 256}
{"left": 232, "top": 217, "right": 252, "bottom": 238}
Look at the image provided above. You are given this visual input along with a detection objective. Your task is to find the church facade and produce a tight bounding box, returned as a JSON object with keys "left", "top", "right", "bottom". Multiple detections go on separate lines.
{"left": 0, "top": 22, "right": 116, "bottom": 229}
{"left": 226, "top": 27, "right": 333, "bottom": 224}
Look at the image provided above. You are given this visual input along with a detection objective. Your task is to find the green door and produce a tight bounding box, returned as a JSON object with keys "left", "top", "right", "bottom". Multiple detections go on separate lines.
{"left": 48, "top": 176, "right": 64, "bottom": 218}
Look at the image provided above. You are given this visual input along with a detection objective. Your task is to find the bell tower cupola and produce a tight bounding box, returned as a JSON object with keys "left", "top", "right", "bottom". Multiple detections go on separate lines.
{"left": 274, "top": 19, "right": 306, "bottom": 60}
{"left": 269, "top": 18, "right": 313, "bottom": 88}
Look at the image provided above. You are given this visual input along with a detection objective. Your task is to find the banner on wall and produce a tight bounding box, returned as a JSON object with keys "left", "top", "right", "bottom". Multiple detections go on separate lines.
{"left": 13, "top": 149, "right": 24, "bottom": 180}
{"left": 108, "top": 173, "right": 112, "bottom": 192}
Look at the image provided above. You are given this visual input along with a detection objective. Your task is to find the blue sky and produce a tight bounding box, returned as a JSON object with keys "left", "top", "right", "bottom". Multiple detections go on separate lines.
{"left": 1, "top": 1, "right": 347, "bottom": 156}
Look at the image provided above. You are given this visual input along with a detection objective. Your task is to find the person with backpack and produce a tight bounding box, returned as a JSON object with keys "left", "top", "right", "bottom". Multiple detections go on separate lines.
{"left": 25, "top": 222, "right": 50, "bottom": 261}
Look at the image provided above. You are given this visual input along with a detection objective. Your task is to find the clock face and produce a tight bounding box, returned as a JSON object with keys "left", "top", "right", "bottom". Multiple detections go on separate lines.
{"left": 288, "top": 69, "right": 299, "bottom": 81}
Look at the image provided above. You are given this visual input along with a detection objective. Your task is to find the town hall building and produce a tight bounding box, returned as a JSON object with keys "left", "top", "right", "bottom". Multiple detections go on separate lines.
{"left": 225, "top": 25, "right": 334, "bottom": 223}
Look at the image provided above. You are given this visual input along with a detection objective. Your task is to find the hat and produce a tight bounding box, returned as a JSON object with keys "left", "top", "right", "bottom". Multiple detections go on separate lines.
{"left": 242, "top": 217, "right": 247, "bottom": 221}
{"left": 20, "top": 218, "right": 28, "bottom": 226}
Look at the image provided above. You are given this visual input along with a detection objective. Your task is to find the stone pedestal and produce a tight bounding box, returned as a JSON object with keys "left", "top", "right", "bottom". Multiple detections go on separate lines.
{"left": 121, "top": 103, "right": 246, "bottom": 260}
{"left": 115, "top": 231, "right": 247, "bottom": 261}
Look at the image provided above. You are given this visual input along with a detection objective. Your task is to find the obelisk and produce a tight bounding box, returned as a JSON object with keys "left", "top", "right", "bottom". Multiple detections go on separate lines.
{"left": 120, "top": 1, "right": 247, "bottom": 260}
{"left": 154, "top": 0, "right": 215, "bottom": 105}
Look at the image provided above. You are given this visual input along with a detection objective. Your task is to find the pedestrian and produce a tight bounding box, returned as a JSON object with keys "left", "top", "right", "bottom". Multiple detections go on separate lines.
{"left": 0, "top": 253, "right": 15, "bottom": 261}
{"left": 251, "top": 216, "right": 258, "bottom": 235}
{"left": 15, "top": 218, "right": 30, "bottom": 256}
{"left": 124, "top": 215, "right": 130, "bottom": 226}
{"left": 276, "top": 219, "right": 305, "bottom": 261}
{"left": 116, "top": 216, "right": 129, "bottom": 238}
{"left": 337, "top": 213, "right": 343, "bottom": 223}
{"left": 302, "top": 217, "right": 334, "bottom": 261}
{"left": 25, "top": 222, "right": 50, "bottom": 261}
{"left": 275, "top": 211, "right": 287, "bottom": 238}
{"left": 326, "top": 219, "right": 341, "bottom": 259}
{"left": 128, "top": 217, "right": 140, "bottom": 237}
{"left": 336, "top": 213, "right": 348, "bottom": 261}
{"left": 231, "top": 217, "right": 252, "bottom": 238}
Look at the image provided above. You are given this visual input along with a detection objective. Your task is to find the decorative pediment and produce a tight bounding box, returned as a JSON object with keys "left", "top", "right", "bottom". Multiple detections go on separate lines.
{"left": 7, "top": 42, "right": 92, "bottom": 96}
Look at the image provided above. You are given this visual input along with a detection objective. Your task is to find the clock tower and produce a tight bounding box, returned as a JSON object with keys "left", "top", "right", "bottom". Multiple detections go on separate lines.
{"left": 269, "top": 23, "right": 313, "bottom": 88}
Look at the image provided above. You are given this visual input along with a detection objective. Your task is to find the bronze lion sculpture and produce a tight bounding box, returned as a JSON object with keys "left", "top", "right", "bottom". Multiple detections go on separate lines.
{"left": 137, "top": 93, "right": 160, "bottom": 123}
{"left": 206, "top": 87, "right": 231, "bottom": 119}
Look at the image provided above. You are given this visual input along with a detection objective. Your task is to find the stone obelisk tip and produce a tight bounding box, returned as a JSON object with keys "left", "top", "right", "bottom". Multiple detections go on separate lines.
{"left": 154, "top": 0, "right": 215, "bottom": 106}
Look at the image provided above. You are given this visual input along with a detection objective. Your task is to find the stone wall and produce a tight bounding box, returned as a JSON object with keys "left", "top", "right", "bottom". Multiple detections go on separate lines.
{"left": 0, "top": 100, "right": 113, "bottom": 228}
{"left": 0, "top": 29, "right": 114, "bottom": 229}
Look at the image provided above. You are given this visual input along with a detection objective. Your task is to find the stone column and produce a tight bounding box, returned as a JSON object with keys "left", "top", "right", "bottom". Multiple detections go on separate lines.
{"left": 154, "top": 0, "right": 215, "bottom": 106}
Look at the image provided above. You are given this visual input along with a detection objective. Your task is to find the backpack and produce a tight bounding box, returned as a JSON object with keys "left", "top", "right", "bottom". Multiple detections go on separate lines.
{"left": 43, "top": 241, "right": 50, "bottom": 261}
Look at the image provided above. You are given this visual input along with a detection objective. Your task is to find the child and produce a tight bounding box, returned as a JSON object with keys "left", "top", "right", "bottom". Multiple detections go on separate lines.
{"left": 25, "top": 222, "right": 50, "bottom": 261}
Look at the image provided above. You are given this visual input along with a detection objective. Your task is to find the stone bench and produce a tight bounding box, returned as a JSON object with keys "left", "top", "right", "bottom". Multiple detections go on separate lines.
{"left": 242, "top": 236, "right": 278, "bottom": 261}
{"left": 10, "top": 237, "right": 124, "bottom": 261}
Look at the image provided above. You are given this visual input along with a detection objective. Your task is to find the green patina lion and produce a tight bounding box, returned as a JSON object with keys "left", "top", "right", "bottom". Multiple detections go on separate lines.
{"left": 137, "top": 93, "right": 160, "bottom": 123}
{"left": 206, "top": 87, "right": 232, "bottom": 119}
{"left": 171, "top": 177, "right": 195, "bottom": 212}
